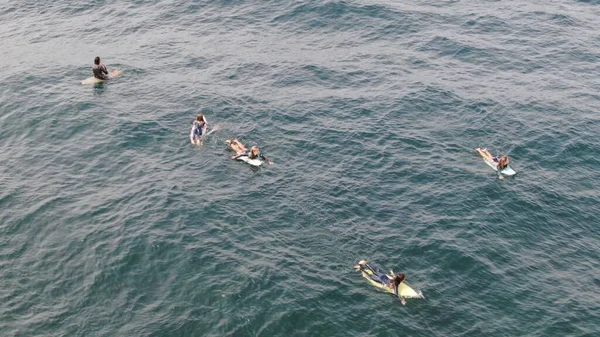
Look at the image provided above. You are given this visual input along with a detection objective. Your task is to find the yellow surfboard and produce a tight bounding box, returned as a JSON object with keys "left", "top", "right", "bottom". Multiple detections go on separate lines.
{"left": 360, "top": 268, "right": 422, "bottom": 298}
{"left": 81, "top": 69, "right": 122, "bottom": 85}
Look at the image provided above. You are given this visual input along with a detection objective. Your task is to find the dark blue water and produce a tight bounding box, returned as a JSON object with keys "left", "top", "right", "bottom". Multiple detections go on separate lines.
{"left": 1, "top": 1, "right": 599, "bottom": 336}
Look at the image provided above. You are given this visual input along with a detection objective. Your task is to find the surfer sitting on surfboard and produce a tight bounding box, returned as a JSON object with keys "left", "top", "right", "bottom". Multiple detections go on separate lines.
{"left": 93, "top": 56, "right": 110, "bottom": 80}
{"left": 190, "top": 113, "right": 208, "bottom": 145}
{"left": 354, "top": 260, "right": 407, "bottom": 305}
{"left": 227, "top": 139, "right": 273, "bottom": 164}
{"left": 476, "top": 148, "right": 510, "bottom": 171}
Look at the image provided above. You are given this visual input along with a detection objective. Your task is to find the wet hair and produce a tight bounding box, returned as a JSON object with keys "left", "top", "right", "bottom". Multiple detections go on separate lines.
{"left": 393, "top": 273, "right": 405, "bottom": 286}
{"left": 248, "top": 146, "right": 260, "bottom": 159}
{"left": 94, "top": 56, "right": 100, "bottom": 65}
{"left": 498, "top": 155, "right": 509, "bottom": 169}
{"left": 196, "top": 113, "right": 205, "bottom": 123}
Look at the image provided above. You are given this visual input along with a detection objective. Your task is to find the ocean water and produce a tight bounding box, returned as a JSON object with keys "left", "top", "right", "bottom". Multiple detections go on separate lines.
{"left": 1, "top": 0, "right": 599, "bottom": 336}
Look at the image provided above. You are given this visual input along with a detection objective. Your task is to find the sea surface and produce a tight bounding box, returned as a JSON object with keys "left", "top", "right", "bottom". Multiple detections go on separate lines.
{"left": 1, "top": 1, "right": 599, "bottom": 336}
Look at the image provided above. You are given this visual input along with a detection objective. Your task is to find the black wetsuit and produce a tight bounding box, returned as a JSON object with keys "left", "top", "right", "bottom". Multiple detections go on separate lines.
{"left": 93, "top": 63, "right": 109, "bottom": 80}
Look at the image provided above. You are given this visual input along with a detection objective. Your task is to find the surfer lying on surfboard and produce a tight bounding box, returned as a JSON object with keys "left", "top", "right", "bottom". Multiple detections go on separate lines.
{"left": 476, "top": 148, "right": 510, "bottom": 170}
{"left": 354, "top": 260, "right": 407, "bottom": 305}
{"left": 227, "top": 139, "right": 273, "bottom": 165}
{"left": 476, "top": 147, "right": 512, "bottom": 179}
{"left": 190, "top": 113, "right": 208, "bottom": 145}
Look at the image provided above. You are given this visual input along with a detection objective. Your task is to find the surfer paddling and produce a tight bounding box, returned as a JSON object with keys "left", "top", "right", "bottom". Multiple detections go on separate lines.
{"left": 92, "top": 56, "right": 109, "bottom": 80}
{"left": 476, "top": 148, "right": 511, "bottom": 179}
{"left": 226, "top": 139, "right": 273, "bottom": 164}
{"left": 354, "top": 260, "right": 407, "bottom": 305}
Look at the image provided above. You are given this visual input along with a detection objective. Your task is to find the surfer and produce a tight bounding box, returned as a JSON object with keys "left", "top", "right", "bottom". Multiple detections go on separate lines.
{"left": 226, "top": 139, "right": 273, "bottom": 164}
{"left": 476, "top": 148, "right": 510, "bottom": 170}
{"left": 190, "top": 113, "right": 208, "bottom": 145}
{"left": 354, "top": 260, "right": 407, "bottom": 305}
{"left": 476, "top": 148, "right": 510, "bottom": 169}
{"left": 92, "top": 56, "right": 109, "bottom": 80}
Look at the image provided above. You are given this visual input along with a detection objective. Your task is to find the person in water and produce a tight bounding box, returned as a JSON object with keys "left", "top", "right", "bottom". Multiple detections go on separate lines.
{"left": 476, "top": 148, "right": 510, "bottom": 170}
{"left": 92, "top": 56, "right": 109, "bottom": 80}
{"left": 227, "top": 139, "right": 273, "bottom": 164}
{"left": 190, "top": 113, "right": 208, "bottom": 145}
{"left": 354, "top": 260, "right": 407, "bottom": 305}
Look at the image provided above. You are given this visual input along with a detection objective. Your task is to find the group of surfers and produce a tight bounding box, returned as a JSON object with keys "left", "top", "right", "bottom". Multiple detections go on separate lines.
{"left": 91, "top": 58, "right": 513, "bottom": 304}
{"left": 352, "top": 151, "right": 510, "bottom": 305}
{"left": 93, "top": 57, "right": 511, "bottom": 171}
{"left": 92, "top": 57, "right": 273, "bottom": 165}
{"left": 189, "top": 112, "right": 273, "bottom": 164}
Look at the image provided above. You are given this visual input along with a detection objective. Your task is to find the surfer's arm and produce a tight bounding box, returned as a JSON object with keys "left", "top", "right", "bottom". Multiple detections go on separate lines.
{"left": 394, "top": 285, "right": 407, "bottom": 305}
{"left": 259, "top": 154, "right": 273, "bottom": 164}
{"left": 100, "top": 63, "right": 108, "bottom": 74}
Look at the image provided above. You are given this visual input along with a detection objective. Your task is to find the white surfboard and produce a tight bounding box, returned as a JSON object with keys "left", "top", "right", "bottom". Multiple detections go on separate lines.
{"left": 81, "top": 69, "right": 122, "bottom": 85}
{"left": 360, "top": 270, "right": 423, "bottom": 299}
{"left": 227, "top": 139, "right": 263, "bottom": 167}
{"left": 482, "top": 157, "right": 516, "bottom": 176}
{"left": 237, "top": 156, "right": 262, "bottom": 167}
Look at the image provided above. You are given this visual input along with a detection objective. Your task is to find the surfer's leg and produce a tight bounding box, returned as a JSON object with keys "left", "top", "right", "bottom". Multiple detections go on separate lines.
{"left": 227, "top": 139, "right": 244, "bottom": 154}
{"left": 232, "top": 139, "right": 248, "bottom": 154}
{"left": 227, "top": 139, "right": 236, "bottom": 150}
{"left": 368, "top": 274, "right": 381, "bottom": 283}
{"left": 365, "top": 264, "right": 387, "bottom": 281}
{"left": 354, "top": 260, "right": 366, "bottom": 271}
{"left": 366, "top": 269, "right": 390, "bottom": 286}
{"left": 231, "top": 143, "right": 243, "bottom": 153}
{"left": 476, "top": 148, "right": 493, "bottom": 161}
{"left": 234, "top": 139, "right": 247, "bottom": 152}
